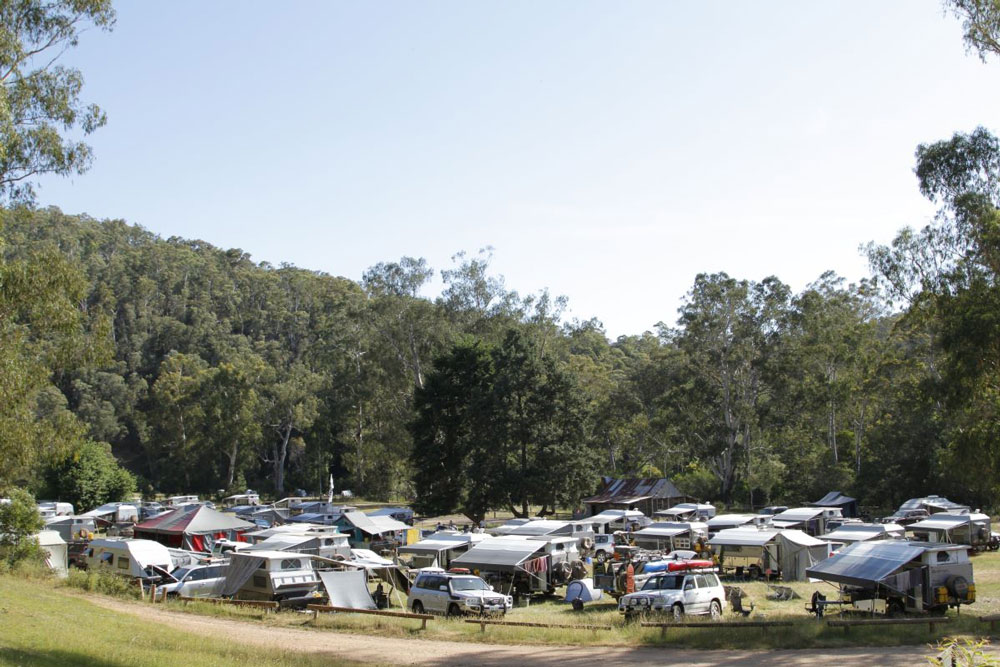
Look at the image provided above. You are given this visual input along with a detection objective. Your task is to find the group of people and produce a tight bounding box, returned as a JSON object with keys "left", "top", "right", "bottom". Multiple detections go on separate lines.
{"left": 435, "top": 519, "right": 487, "bottom": 533}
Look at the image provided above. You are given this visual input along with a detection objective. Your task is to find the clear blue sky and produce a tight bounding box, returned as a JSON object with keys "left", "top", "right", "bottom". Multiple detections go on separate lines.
{"left": 37, "top": 1, "right": 1000, "bottom": 338}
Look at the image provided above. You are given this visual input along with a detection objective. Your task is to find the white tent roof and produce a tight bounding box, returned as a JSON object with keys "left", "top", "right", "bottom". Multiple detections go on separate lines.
{"left": 709, "top": 528, "right": 780, "bottom": 547}
{"left": 707, "top": 514, "right": 757, "bottom": 529}
{"left": 504, "top": 520, "right": 569, "bottom": 536}
{"left": 908, "top": 512, "right": 990, "bottom": 531}
{"left": 820, "top": 524, "right": 895, "bottom": 542}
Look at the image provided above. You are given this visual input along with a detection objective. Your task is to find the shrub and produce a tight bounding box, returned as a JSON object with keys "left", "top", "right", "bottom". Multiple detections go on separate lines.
{"left": 64, "top": 568, "right": 142, "bottom": 599}
{"left": 0, "top": 488, "right": 45, "bottom": 568}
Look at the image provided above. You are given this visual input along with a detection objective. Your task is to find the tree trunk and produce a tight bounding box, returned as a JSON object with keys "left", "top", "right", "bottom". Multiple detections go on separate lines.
{"left": 226, "top": 440, "right": 238, "bottom": 490}
{"left": 273, "top": 421, "right": 292, "bottom": 495}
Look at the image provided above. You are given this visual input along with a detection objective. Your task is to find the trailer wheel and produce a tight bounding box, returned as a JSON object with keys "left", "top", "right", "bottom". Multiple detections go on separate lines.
{"left": 595, "top": 551, "right": 607, "bottom": 564}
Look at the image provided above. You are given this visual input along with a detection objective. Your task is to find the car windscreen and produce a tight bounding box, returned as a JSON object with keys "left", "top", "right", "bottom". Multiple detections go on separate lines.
{"left": 641, "top": 575, "right": 683, "bottom": 591}
{"left": 172, "top": 567, "right": 193, "bottom": 581}
{"left": 450, "top": 577, "right": 489, "bottom": 592}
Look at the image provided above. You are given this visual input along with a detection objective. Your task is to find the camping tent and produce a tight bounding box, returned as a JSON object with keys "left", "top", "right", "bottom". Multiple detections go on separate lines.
{"left": 37, "top": 530, "right": 67, "bottom": 576}
{"left": 133, "top": 504, "right": 253, "bottom": 551}
{"left": 774, "top": 530, "right": 830, "bottom": 581}
{"left": 565, "top": 579, "right": 602, "bottom": 603}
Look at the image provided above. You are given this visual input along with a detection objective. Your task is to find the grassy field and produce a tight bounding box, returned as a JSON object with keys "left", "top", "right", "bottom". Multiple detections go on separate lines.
{"left": 146, "top": 551, "right": 1000, "bottom": 650}
{"left": 4, "top": 551, "right": 999, "bottom": 659}
{"left": 0, "top": 574, "right": 362, "bottom": 667}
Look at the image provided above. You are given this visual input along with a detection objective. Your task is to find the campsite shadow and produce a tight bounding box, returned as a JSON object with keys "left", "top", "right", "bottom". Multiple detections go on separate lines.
{"left": 0, "top": 647, "right": 123, "bottom": 667}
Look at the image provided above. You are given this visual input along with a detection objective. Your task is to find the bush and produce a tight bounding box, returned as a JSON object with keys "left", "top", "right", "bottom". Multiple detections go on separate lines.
{"left": 0, "top": 488, "right": 45, "bottom": 568}
{"left": 63, "top": 568, "right": 142, "bottom": 599}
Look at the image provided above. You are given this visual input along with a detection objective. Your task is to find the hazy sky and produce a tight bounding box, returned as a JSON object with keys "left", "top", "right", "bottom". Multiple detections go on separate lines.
{"left": 37, "top": 1, "right": 1000, "bottom": 338}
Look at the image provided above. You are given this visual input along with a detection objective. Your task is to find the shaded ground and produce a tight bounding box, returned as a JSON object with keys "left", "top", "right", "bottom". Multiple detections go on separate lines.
{"left": 86, "top": 595, "right": 956, "bottom": 666}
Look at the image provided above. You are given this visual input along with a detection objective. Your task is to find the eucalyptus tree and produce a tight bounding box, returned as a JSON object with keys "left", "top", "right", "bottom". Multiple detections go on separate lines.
{"left": 0, "top": 0, "right": 115, "bottom": 202}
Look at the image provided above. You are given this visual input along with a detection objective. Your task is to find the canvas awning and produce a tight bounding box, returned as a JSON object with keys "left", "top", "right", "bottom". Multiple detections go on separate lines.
{"left": 805, "top": 540, "right": 927, "bottom": 588}
{"left": 907, "top": 513, "right": 988, "bottom": 532}
{"left": 450, "top": 538, "right": 543, "bottom": 570}
{"left": 819, "top": 525, "right": 892, "bottom": 542}
{"left": 709, "top": 528, "right": 779, "bottom": 547}
{"left": 399, "top": 536, "right": 471, "bottom": 555}
{"left": 319, "top": 569, "right": 376, "bottom": 610}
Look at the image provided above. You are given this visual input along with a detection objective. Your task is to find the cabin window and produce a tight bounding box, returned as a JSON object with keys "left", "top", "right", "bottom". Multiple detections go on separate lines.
{"left": 937, "top": 551, "right": 950, "bottom": 563}
{"left": 117, "top": 557, "right": 129, "bottom": 570}
{"left": 554, "top": 543, "right": 564, "bottom": 551}
{"left": 280, "top": 559, "right": 301, "bottom": 570}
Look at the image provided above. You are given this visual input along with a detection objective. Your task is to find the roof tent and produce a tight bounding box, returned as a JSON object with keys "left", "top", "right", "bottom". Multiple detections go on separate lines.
{"left": 808, "top": 491, "right": 859, "bottom": 518}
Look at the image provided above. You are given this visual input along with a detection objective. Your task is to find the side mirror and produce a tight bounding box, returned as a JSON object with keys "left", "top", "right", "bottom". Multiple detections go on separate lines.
{"left": 490, "top": 585, "right": 495, "bottom": 591}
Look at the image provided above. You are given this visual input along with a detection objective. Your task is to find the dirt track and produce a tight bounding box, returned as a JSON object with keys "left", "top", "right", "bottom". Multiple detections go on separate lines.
{"left": 83, "top": 595, "right": 959, "bottom": 666}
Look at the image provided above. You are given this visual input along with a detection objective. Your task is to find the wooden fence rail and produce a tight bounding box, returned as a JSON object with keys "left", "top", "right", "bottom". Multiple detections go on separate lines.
{"left": 640, "top": 620, "right": 794, "bottom": 639}
{"left": 307, "top": 604, "right": 434, "bottom": 630}
{"left": 178, "top": 597, "right": 279, "bottom": 611}
{"left": 826, "top": 617, "right": 951, "bottom": 635}
{"left": 465, "top": 619, "right": 615, "bottom": 634}
{"left": 978, "top": 614, "right": 1000, "bottom": 632}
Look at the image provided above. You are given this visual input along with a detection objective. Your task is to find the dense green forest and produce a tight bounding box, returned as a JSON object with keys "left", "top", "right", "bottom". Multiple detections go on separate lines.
{"left": 1, "top": 0, "right": 999, "bottom": 517}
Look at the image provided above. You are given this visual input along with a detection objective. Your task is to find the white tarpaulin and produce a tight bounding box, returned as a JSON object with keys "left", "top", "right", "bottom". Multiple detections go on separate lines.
{"left": 319, "top": 569, "right": 376, "bottom": 610}
{"left": 564, "top": 579, "right": 603, "bottom": 603}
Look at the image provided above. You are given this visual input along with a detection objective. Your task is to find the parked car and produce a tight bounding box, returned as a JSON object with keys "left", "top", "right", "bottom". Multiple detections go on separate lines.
{"left": 592, "top": 533, "right": 615, "bottom": 563}
{"left": 408, "top": 570, "right": 513, "bottom": 617}
{"left": 158, "top": 562, "right": 228, "bottom": 598}
{"left": 618, "top": 569, "right": 726, "bottom": 620}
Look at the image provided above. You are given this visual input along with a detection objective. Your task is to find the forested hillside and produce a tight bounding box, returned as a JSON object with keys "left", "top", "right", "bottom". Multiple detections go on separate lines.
{"left": 2, "top": 0, "right": 999, "bottom": 518}
{"left": 4, "top": 122, "right": 999, "bottom": 515}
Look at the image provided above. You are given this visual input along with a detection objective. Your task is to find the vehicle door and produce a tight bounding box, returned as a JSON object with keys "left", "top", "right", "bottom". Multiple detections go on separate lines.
{"left": 204, "top": 565, "right": 227, "bottom": 597}
{"left": 429, "top": 575, "right": 450, "bottom": 613}
{"left": 694, "top": 575, "right": 714, "bottom": 613}
{"left": 681, "top": 575, "right": 700, "bottom": 612}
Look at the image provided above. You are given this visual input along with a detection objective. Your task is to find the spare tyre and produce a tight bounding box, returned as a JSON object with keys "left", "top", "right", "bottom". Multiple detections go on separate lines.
{"left": 946, "top": 575, "right": 969, "bottom": 599}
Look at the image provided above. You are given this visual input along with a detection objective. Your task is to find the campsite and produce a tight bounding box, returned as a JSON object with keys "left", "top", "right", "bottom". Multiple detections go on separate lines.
{"left": 5, "top": 484, "right": 1000, "bottom": 665}
{"left": 5, "top": 2, "right": 1000, "bottom": 666}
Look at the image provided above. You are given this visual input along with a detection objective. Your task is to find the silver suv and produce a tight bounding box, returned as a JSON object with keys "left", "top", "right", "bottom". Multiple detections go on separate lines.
{"left": 408, "top": 571, "right": 513, "bottom": 617}
{"left": 619, "top": 570, "right": 726, "bottom": 620}
{"left": 158, "top": 563, "right": 228, "bottom": 598}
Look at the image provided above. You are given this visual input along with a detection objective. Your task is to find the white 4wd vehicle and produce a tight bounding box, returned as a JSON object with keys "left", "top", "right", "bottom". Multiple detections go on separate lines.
{"left": 618, "top": 570, "right": 726, "bottom": 620}
{"left": 408, "top": 571, "right": 513, "bottom": 617}
{"left": 158, "top": 563, "right": 228, "bottom": 598}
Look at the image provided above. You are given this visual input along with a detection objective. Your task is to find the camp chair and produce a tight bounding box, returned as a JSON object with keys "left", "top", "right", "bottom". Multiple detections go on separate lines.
{"left": 729, "top": 589, "right": 754, "bottom": 617}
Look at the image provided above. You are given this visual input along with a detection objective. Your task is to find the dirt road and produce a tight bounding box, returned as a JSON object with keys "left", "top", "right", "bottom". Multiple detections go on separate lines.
{"left": 88, "top": 596, "right": 948, "bottom": 666}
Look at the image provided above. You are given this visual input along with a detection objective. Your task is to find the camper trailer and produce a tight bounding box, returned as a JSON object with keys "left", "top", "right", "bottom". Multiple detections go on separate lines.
{"left": 807, "top": 540, "right": 976, "bottom": 615}
{"left": 631, "top": 522, "right": 708, "bottom": 551}
{"left": 905, "top": 512, "right": 996, "bottom": 551}
{"left": 398, "top": 531, "right": 491, "bottom": 570}
{"left": 708, "top": 528, "right": 831, "bottom": 581}
{"left": 449, "top": 535, "right": 581, "bottom": 599}
{"left": 220, "top": 550, "right": 323, "bottom": 602}
{"left": 654, "top": 503, "right": 717, "bottom": 522}
{"left": 769, "top": 507, "right": 843, "bottom": 537}
{"left": 84, "top": 538, "right": 173, "bottom": 581}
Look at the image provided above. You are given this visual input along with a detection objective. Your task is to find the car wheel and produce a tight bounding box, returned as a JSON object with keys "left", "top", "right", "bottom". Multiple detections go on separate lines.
{"left": 447, "top": 603, "right": 461, "bottom": 618}
{"left": 672, "top": 603, "right": 684, "bottom": 621}
{"left": 887, "top": 599, "right": 905, "bottom": 618}
{"left": 709, "top": 600, "right": 722, "bottom": 619}
{"left": 412, "top": 600, "right": 424, "bottom": 614}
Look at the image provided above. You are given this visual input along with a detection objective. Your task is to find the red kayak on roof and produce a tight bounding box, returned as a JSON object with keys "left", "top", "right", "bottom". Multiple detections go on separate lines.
{"left": 667, "top": 559, "right": 714, "bottom": 571}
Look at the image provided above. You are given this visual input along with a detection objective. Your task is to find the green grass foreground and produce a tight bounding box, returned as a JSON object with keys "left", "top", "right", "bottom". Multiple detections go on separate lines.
{"left": 0, "top": 575, "right": 360, "bottom": 667}
{"left": 158, "top": 552, "right": 1000, "bottom": 650}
